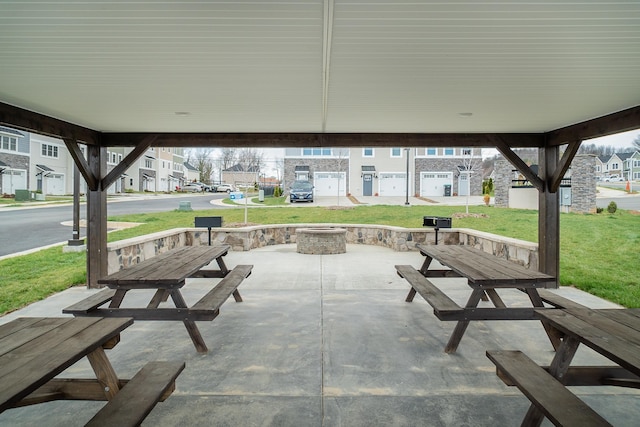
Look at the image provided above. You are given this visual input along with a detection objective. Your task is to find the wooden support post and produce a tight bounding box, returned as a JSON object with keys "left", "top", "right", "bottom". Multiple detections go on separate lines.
{"left": 538, "top": 145, "right": 560, "bottom": 286}
{"left": 86, "top": 144, "right": 108, "bottom": 289}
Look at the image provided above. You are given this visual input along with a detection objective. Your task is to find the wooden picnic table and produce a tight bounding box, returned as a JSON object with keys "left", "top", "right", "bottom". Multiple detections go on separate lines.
{"left": 396, "top": 244, "right": 557, "bottom": 353}
{"left": 488, "top": 308, "right": 640, "bottom": 426}
{"left": 64, "top": 245, "right": 252, "bottom": 353}
{"left": 0, "top": 317, "right": 184, "bottom": 426}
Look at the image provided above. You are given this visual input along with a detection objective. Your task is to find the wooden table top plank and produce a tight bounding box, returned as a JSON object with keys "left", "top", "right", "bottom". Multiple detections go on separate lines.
{"left": 567, "top": 309, "right": 640, "bottom": 346}
{"left": 99, "top": 245, "right": 229, "bottom": 287}
{"left": 0, "top": 317, "right": 46, "bottom": 340}
{"left": 536, "top": 309, "right": 640, "bottom": 377}
{"left": 596, "top": 309, "right": 640, "bottom": 333}
{"left": 417, "top": 244, "right": 554, "bottom": 286}
{"left": 0, "top": 317, "right": 133, "bottom": 412}
{"left": 0, "top": 318, "right": 73, "bottom": 358}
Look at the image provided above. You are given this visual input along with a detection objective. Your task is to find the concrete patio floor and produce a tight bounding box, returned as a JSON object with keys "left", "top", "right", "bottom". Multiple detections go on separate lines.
{"left": 1, "top": 244, "right": 638, "bottom": 426}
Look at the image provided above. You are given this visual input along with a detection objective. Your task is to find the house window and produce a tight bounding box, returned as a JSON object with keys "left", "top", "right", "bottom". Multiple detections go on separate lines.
{"left": 41, "top": 143, "right": 59, "bottom": 158}
{"left": 302, "top": 147, "right": 333, "bottom": 156}
{"left": 462, "top": 148, "right": 472, "bottom": 156}
{"left": 144, "top": 159, "right": 153, "bottom": 169}
{"left": 611, "top": 162, "right": 619, "bottom": 169}
{"left": 444, "top": 148, "right": 454, "bottom": 156}
{"left": 391, "top": 147, "right": 402, "bottom": 157}
{"left": 427, "top": 148, "right": 437, "bottom": 156}
{"left": 111, "top": 153, "right": 117, "bottom": 164}
{"left": 363, "top": 147, "right": 374, "bottom": 157}
{"left": 1, "top": 135, "right": 17, "bottom": 152}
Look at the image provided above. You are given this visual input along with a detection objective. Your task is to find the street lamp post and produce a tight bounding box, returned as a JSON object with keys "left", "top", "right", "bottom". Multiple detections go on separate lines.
{"left": 405, "top": 148, "right": 410, "bottom": 205}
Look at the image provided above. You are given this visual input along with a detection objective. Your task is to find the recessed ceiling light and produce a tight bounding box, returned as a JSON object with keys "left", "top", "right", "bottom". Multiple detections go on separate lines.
{"left": 174, "top": 111, "right": 191, "bottom": 116}
{"left": 458, "top": 112, "right": 473, "bottom": 117}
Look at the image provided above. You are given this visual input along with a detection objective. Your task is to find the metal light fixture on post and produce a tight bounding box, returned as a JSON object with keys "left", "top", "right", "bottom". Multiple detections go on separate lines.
{"left": 405, "top": 148, "right": 410, "bottom": 205}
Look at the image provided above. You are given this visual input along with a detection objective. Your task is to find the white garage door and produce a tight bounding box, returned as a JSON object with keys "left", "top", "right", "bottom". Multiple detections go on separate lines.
{"left": 420, "top": 172, "right": 452, "bottom": 197}
{"left": 314, "top": 172, "right": 346, "bottom": 196}
{"left": 45, "top": 173, "right": 65, "bottom": 195}
{"left": 2, "top": 169, "right": 27, "bottom": 194}
{"left": 379, "top": 173, "right": 406, "bottom": 196}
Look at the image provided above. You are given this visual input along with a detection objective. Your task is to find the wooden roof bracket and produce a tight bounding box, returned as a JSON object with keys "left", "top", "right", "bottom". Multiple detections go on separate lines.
{"left": 101, "top": 135, "right": 157, "bottom": 190}
{"left": 548, "top": 139, "right": 581, "bottom": 193}
{"left": 493, "top": 135, "right": 545, "bottom": 192}
{"left": 64, "top": 138, "right": 98, "bottom": 191}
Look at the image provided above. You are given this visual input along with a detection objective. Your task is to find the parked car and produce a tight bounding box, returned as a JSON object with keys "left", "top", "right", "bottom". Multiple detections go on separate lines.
{"left": 215, "top": 183, "right": 234, "bottom": 193}
{"left": 194, "top": 182, "right": 213, "bottom": 192}
{"left": 289, "top": 180, "right": 314, "bottom": 203}
{"left": 181, "top": 183, "right": 204, "bottom": 192}
{"left": 604, "top": 175, "right": 624, "bottom": 182}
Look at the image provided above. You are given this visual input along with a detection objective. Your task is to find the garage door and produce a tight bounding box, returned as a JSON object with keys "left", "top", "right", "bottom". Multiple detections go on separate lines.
{"left": 2, "top": 169, "right": 27, "bottom": 194}
{"left": 46, "top": 173, "right": 65, "bottom": 195}
{"left": 379, "top": 173, "right": 406, "bottom": 196}
{"left": 314, "top": 172, "right": 346, "bottom": 196}
{"left": 420, "top": 172, "right": 452, "bottom": 197}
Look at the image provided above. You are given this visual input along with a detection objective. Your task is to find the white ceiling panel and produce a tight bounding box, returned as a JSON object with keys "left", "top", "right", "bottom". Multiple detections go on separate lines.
{"left": 0, "top": 1, "right": 638, "bottom": 134}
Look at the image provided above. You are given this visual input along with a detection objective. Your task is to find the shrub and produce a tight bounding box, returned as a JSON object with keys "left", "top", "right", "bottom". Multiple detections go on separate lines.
{"left": 607, "top": 201, "right": 618, "bottom": 214}
{"left": 273, "top": 186, "right": 282, "bottom": 197}
{"left": 596, "top": 207, "right": 604, "bottom": 214}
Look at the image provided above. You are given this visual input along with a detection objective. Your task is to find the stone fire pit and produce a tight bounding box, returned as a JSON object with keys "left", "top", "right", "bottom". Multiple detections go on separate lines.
{"left": 296, "top": 227, "right": 347, "bottom": 254}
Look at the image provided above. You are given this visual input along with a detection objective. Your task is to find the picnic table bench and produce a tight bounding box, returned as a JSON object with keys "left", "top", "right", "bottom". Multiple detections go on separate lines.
{"left": 64, "top": 245, "right": 252, "bottom": 353}
{"left": 487, "top": 307, "right": 640, "bottom": 426}
{"left": 0, "top": 317, "right": 185, "bottom": 426}
{"left": 396, "top": 244, "right": 558, "bottom": 353}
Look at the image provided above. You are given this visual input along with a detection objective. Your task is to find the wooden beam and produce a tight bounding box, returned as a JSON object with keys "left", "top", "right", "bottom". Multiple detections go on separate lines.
{"left": 549, "top": 140, "right": 581, "bottom": 193}
{"left": 101, "top": 132, "right": 545, "bottom": 148}
{"left": 538, "top": 146, "right": 560, "bottom": 285}
{"left": 0, "top": 102, "right": 99, "bottom": 145}
{"left": 64, "top": 139, "right": 98, "bottom": 191}
{"left": 494, "top": 136, "right": 545, "bottom": 191}
{"left": 547, "top": 105, "right": 640, "bottom": 146}
{"left": 102, "top": 135, "right": 157, "bottom": 190}
{"left": 86, "top": 145, "right": 108, "bottom": 289}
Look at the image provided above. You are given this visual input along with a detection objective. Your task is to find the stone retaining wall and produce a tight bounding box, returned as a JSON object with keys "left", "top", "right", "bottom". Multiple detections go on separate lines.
{"left": 106, "top": 224, "right": 539, "bottom": 274}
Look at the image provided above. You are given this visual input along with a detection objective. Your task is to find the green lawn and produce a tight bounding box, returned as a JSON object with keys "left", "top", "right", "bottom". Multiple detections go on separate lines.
{"left": 1, "top": 204, "right": 638, "bottom": 315}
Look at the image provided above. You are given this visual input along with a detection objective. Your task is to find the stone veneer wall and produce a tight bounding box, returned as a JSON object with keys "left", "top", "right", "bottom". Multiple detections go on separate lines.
{"left": 283, "top": 158, "right": 349, "bottom": 191}
{"left": 107, "top": 224, "right": 539, "bottom": 274}
{"left": 493, "top": 154, "right": 596, "bottom": 213}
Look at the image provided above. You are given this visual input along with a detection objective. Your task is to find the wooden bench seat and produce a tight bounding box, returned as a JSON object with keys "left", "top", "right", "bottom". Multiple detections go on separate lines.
{"left": 486, "top": 350, "right": 612, "bottom": 427}
{"left": 63, "top": 289, "right": 117, "bottom": 315}
{"left": 85, "top": 361, "right": 185, "bottom": 427}
{"left": 536, "top": 289, "right": 588, "bottom": 310}
{"left": 189, "top": 264, "right": 252, "bottom": 319}
{"left": 395, "top": 265, "right": 463, "bottom": 320}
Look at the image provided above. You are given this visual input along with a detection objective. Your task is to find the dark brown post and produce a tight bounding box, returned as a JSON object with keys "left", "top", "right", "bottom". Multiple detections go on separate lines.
{"left": 86, "top": 144, "right": 108, "bottom": 288}
{"left": 538, "top": 145, "right": 560, "bottom": 286}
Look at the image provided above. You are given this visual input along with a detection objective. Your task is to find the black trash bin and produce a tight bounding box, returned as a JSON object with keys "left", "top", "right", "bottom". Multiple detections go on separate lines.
{"left": 443, "top": 184, "right": 451, "bottom": 196}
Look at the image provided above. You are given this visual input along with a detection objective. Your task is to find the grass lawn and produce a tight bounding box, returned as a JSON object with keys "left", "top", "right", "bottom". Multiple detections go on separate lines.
{"left": 1, "top": 203, "right": 638, "bottom": 315}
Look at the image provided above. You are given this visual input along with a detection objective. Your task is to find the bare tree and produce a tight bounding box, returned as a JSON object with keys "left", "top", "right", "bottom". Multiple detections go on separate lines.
{"left": 237, "top": 148, "right": 264, "bottom": 173}
{"left": 461, "top": 148, "right": 482, "bottom": 214}
{"left": 219, "top": 148, "right": 237, "bottom": 171}
{"left": 193, "top": 149, "right": 215, "bottom": 183}
{"left": 334, "top": 147, "right": 349, "bottom": 206}
{"left": 633, "top": 135, "right": 640, "bottom": 150}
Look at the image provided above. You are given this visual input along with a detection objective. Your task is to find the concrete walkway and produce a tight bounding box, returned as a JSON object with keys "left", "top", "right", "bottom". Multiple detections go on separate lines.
{"left": 0, "top": 245, "right": 637, "bottom": 426}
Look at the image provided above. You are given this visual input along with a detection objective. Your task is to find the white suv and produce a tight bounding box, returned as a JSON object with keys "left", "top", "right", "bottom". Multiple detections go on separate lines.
{"left": 604, "top": 175, "right": 624, "bottom": 182}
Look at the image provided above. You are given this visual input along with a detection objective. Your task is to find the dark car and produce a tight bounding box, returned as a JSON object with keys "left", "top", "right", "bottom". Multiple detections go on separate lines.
{"left": 290, "top": 180, "right": 314, "bottom": 203}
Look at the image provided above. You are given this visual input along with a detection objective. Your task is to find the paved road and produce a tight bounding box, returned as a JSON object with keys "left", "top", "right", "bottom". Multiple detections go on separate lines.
{"left": 0, "top": 193, "right": 227, "bottom": 257}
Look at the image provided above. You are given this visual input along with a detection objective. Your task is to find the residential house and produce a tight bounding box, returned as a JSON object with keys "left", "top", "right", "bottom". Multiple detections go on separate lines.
{"left": 414, "top": 147, "right": 483, "bottom": 197}
{"left": 628, "top": 151, "right": 640, "bottom": 181}
{"left": 30, "top": 133, "right": 76, "bottom": 195}
{"left": 0, "top": 126, "right": 29, "bottom": 194}
{"left": 136, "top": 148, "right": 157, "bottom": 192}
{"left": 617, "top": 152, "right": 637, "bottom": 181}
{"left": 222, "top": 164, "right": 260, "bottom": 189}
{"left": 284, "top": 147, "right": 350, "bottom": 196}
{"left": 603, "top": 153, "right": 626, "bottom": 178}
{"left": 184, "top": 162, "right": 199, "bottom": 182}
{"left": 595, "top": 155, "right": 607, "bottom": 180}
{"left": 284, "top": 146, "right": 482, "bottom": 197}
